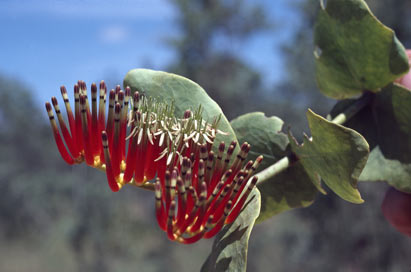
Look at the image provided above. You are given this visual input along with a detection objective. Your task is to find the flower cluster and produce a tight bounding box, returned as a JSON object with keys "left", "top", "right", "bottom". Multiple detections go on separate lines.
{"left": 45, "top": 81, "right": 263, "bottom": 243}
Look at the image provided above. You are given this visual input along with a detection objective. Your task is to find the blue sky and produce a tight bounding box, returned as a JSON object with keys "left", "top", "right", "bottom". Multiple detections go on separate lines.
{"left": 0, "top": 0, "right": 302, "bottom": 107}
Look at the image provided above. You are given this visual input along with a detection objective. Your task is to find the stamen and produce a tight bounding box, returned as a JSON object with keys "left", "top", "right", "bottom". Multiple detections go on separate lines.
{"left": 91, "top": 83, "right": 100, "bottom": 156}
{"left": 205, "top": 151, "right": 214, "bottom": 187}
{"left": 212, "top": 173, "right": 244, "bottom": 223}
{"left": 45, "top": 102, "right": 74, "bottom": 165}
{"left": 188, "top": 181, "right": 207, "bottom": 233}
{"left": 120, "top": 87, "right": 131, "bottom": 160}
{"left": 80, "top": 95, "right": 94, "bottom": 165}
{"left": 164, "top": 170, "right": 172, "bottom": 210}
{"left": 51, "top": 97, "right": 76, "bottom": 158}
{"left": 74, "top": 84, "right": 84, "bottom": 152}
{"left": 176, "top": 177, "right": 187, "bottom": 229}
{"left": 177, "top": 215, "right": 213, "bottom": 244}
{"left": 155, "top": 179, "right": 166, "bottom": 230}
{"left": 211, "top": 141, "right": 225, "bottom": 187}
{"left": 78, "top": 80, "right": 92, "bottom": 128}
{"left": 102, "top": 131, "right": 120, "bottom": 192}
{"left": 198, "top": 159, "right": 205, "bottom": 186}
{"left": 144, "top": 128, "right": 158, "bottom": 181}
{"left": 169, "top": 168, "right": 178, "bottom": 202}
{"left": 177, "top": 186, "right": 199, "bottom": 235}
{"left": 207, "top": 169, "right": 232, "bottom": 206}
{"left": 181, "top": 157, "right": 190, "bottom": 181}
{"left": 222, "top": 142, "right": 236, "bottom": 173}
{"left": 123, "top": 129, "right": 138, "bottom": 183}
{"left": 167, "top": 201, "right": 177, "bottom": 241}
{"left": 226, "top": 176, "right": 258, "bottom": 224}
{"left": 184, "top": 110, "right": 192, "bottom": 119}
{"left": 200, "top": 144, "right": 208, "bottom": 161}
{"left": 111, "top": 103, "right": 122, "bottom": 178}
{"left": 134, "top": 127, "right": 147, "bottom": 184}
{"left": 231, "top": 142, "right": 249, "bottom": 172}
{"left": 204, "top": 201, "right": 232, "bottom": 239}
{"left": 98, "top": 81, "right": 107, "bottom": 162}
{"left": 106, "top": 90, "right": 116, "bottom": 146}
{"left": 115, "top": 85, "right": 121, "bottom": 102}
{"left": 60, "top": 86, "right": 79, "bottom": 158}
{"left": 246, "top": 155, "right": 263, "bottom": 179}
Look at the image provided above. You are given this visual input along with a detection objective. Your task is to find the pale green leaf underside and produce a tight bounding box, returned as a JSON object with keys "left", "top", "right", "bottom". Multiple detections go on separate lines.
{"left": 124, "top": 68, "right": 238, "bottom": 150}
{"left": 360, "top": 147, "right": 411, "bottom": 193}
{"left": 201, "top": 188, "right": 261, "bottom": 272}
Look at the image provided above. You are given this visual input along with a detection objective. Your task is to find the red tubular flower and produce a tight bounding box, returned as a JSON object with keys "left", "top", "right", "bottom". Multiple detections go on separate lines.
{"left": 46, "top": 81, "right": 263, "bottom": 243}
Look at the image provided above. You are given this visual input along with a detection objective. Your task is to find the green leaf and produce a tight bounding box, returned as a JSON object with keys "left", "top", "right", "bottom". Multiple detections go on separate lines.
{"left": 230, "top": 112, "right": 288, "bottom": 169}
{"left": 314, "top": 0, "right": 409, "bottom": 99}
{"left": 201, "top": 188, "right": 260, "bottom": 272}
{"left": 289, "top": 109, "right": 369, "bottom": 204}
{"left": 360, "top": 147, "right": 411, "bottom": 193}
{"left": 329, "top": 84, "right": 411, "bottom": 192}
{"left": 124, "top": 68, "right": 238, "bottom": 149}
{"left": 256, "top": 162, "right": 319, "bottom": 222}
{"left": 230, "top": 112, "right": 318, "bottom": 222}
{"left": 374, "top": 83, "right": 411, "bottom": 163}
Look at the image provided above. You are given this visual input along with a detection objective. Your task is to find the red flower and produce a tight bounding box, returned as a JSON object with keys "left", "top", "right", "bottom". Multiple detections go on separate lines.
{"left": 46, "top": 81, "right": 263, "bottom": 243}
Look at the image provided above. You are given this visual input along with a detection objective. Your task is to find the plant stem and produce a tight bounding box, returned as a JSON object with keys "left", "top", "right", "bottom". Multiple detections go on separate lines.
{"left": 256, "top": 92, "right": 372, "bottom": 185}
{"left": 255, "top": 156, "right": 290, "bottom": 184}
{"left": 330, "top": 92, "right": 371, "bottom": 125}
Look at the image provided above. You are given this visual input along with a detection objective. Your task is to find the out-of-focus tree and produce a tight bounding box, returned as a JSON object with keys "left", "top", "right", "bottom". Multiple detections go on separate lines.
{"left": 167, "top": 0, "right": 270, "bottom": 119}
{"left": 276, "top": 0, "right": 334, "bottom": 134}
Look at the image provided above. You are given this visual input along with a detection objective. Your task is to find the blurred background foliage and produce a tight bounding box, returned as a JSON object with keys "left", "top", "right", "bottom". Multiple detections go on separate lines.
{"left": 0, "top": 0, "right": 410, "bottom": 271}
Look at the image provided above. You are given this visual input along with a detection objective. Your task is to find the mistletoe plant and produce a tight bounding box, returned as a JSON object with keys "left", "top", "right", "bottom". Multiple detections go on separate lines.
{"left": 45, "top": 0, "right": 411, "bottom": 271}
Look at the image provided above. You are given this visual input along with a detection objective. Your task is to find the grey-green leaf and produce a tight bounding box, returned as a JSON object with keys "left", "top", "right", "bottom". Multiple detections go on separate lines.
{"left": 374, "top": 83, "right": 411, "bottom": 163}
{"left": 230, "top": 112, "right": 318, "bottom": 222}
{"left": 329, "top": 84, "right": 411, "bottom": 193}
{"left": 360, "top": 147, "right": 411, "bottom": 193}
{"left": 314, "top": 0, "right": 409, "bottom": 99}
{"left": 201, "top": 188, "right": 261, "bottom": 272}
{"left": 124, "top": 68, "right": 238, "bottom": 148}
{"left": 289, "top": 109, "right": 369, "bottom": 204}
{"left": 230, "top": 112, "right": 288, "bottom": 169}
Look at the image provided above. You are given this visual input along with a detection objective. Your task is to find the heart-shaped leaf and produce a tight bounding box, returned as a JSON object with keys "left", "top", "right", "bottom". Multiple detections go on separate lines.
{"left": 314, "top": 0, "right": 409, "bottom": 99}
{"left": 124, "top": 68, "right": 238, "bottom": 149}
{"left": 230, "top": 112, "right": 318, "bottom": 222}
{"left": 201, "top": 188, "right": 260, "bottom": 272}
{"left": 289, "top": 109, "right": 369, "bottom": 204}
